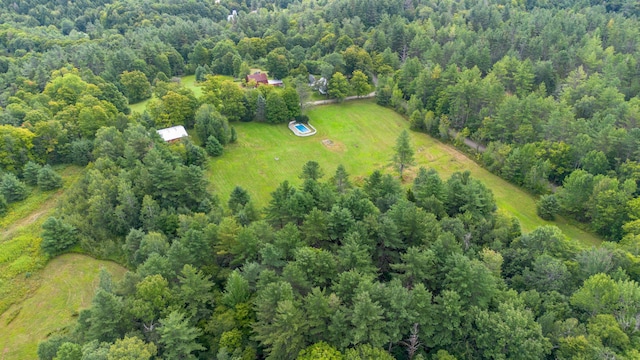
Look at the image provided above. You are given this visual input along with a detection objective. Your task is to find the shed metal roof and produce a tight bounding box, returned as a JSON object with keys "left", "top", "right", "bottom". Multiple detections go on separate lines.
{"left": 157, "top": 125, "right": 188, "bottom": 142}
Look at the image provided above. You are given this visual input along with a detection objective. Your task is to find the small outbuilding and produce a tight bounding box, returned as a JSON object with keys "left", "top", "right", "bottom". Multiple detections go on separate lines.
{"left": 157, "top": 125, "right": 189, "bottom": 142}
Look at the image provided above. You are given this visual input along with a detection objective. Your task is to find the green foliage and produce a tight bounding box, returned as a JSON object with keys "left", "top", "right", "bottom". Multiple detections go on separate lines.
{"left": 297, "top": 342, "right": 343, "bottom": 360}
{"left": 9, "top": 1, "right": 640, "bottom": 357}
{"left": 38, "top": 336, "right": 68, "bottom": 360}
{"left": 41, "top": 216, "right": 78, "bottom": 256}
{"left": 37, "top": 165, "right": 63, "bottom": 191}
{"left": 107, "top": 336, "right": 157, "bottom": 360}
{"left": 158, "top": 311, "right": 206, "bottom": 359}
{"left": 0, "top": 193, "right": 7, "bottom": 216}
{"left": 23, "top": 161, "right": 42, "bottom": 186}
{"left": 266, "top": 91, "right": 290, "bottom": 124}
{"left": 53, "top": 342, "right": 82, "bottom": 360}
{"left": 206, "top": 135, "right": 224, "bottom": 157}
{"left": 1, "top": 173, "right": 29, "bottom": 203}
{"left": 343, "top": 344, "right": 394, "bottom": 360}
{"left": 350, "top": 70, "right": 370, "bottom": 97}
{"left": 119, "top": 70, "right": 151, "bottom": 103}
{"left": 328, "top": 72, "right": 349, "bottom": 101}
{"left": 393, "top": 130, "right": 415, "bottom": 180}
{"left": 536, "top": 194, "right": 559, "bottom": 220}
{"left": 195, "top": 104, "right": 231, "bottom": 145}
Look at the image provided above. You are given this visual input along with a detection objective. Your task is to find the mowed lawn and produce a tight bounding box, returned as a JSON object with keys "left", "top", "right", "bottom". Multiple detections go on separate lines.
{"left": 0, "top": 254, "right": 127, "bottom": 360}
{"left": 209, "top": 100, "right": 601, "bottom": 246}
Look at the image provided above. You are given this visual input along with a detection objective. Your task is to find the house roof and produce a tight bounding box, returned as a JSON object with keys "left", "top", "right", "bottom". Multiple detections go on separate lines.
{"left": 157, "top": 125, "right": 189, "bottom": 142}
{"left": 268, "top": 79, "right": 284, "bottom": 86}
{"left": 247, "top": 72, "right": 268, "bottom": 83}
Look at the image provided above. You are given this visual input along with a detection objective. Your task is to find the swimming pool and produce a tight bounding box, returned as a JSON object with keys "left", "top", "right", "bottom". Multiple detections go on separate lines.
{"left": 289, "top": 121, "right": 317, "bottom": 136}
{"left": 295, "top": 124, "right": 311, "bottom": 133}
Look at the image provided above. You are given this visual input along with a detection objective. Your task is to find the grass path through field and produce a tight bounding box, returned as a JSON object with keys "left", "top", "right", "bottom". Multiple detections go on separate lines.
{"left": 209, "top": 100, "right": 601, "bottom": 246}
{"left": 0, "top": 165, "right": 129, "bottom": 360}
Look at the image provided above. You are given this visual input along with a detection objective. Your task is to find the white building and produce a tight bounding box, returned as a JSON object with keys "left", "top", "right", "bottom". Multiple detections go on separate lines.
{"left": 157, "top": 125, "right": 189, "bottom": 142}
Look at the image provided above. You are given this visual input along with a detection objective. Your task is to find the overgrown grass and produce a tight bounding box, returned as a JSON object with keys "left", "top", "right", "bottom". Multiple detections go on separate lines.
{"left": 0, "top": 165, "right": 127, "bottom": 359}
{"left": 0, "top": 166, "right": 82, "bottom": 319}
{"left": 208, "top": 100, "right": 601, "bottom": 246}
{"left": 0, "top": 254, "right": 126, "bottom": 359}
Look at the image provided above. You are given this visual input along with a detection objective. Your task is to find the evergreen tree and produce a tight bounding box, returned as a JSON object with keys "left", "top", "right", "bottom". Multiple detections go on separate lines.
{"left": 0, "top": 173, "right": 28, "bottom": 203}
{"left": 41, "top": 217, "right": 78, "bottom": 256}
{"left": 23, "top": 161, "right": 41, "bottom": 186}
{"left": 228, "top": 186, "right": 251, "bottom": 214}
{"left": 206, "top": 136, "right": 224, "bottom": 157}
{"left": 158, "top": 311, "right": 205, "bottom": 359}
{"left": 393, "top": 130, "right": 415, "bottom": 180}
{"left": 266, "top": 91, "right": 290, "bottom": 124}
{"left": 37, "top": 165, "right": 63, "bottom": 191}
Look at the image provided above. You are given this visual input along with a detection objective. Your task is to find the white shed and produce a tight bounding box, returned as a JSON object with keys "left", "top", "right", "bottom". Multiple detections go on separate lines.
{"left": 157, "top": 125, "right": 189, "bottom": 142}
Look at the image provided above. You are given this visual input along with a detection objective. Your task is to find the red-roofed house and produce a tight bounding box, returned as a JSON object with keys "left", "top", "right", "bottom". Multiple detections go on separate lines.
{"left": 246, "top": 72, "right": 268, "bottom": 85}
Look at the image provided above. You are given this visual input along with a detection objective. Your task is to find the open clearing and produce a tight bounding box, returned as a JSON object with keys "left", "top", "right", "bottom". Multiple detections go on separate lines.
{"left": 0, "top": 254, "right": 126, "bottom": 360}
{"left": 0, "top": 166, "right": 127, "bottom": 359}
{"left": 129, "top": 74, "right": 204, "bottom": 114}
{"left": 209, "top": 100, "right": 601, "bottom": 246}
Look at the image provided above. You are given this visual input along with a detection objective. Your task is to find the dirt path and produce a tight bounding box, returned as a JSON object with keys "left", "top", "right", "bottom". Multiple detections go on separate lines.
{"left": 306, "top": 92, "right": 377, "bottom": 106}
{"left": 0, "top": 190, "right": 63, "bottom": 242}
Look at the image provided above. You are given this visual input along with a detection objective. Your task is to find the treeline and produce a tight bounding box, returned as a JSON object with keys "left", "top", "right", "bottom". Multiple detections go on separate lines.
{"left": 40, "top": 153, "right": 640, "bottom": 359}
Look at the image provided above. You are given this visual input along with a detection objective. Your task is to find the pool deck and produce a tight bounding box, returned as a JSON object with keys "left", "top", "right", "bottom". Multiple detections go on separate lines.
{"left": 288, "top": 121, "right": 317, "bottom": 136}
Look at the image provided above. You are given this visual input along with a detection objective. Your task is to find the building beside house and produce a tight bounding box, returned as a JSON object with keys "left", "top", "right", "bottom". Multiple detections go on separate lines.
{"left": 157, "top": 125, "right": 188, "bottom": 143}
{"left": 268, "top": 79, "right": 284, "bottom": 87}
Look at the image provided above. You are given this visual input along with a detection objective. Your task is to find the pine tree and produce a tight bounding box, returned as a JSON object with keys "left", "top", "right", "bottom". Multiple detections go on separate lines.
{"left": 158, "top": 311, "right": 205, "bottom": 359}
{"left": 206, "top": 136, "right": 224, "bottom": 157}
{"left": 23, "top": 161, "right": 41, "bottom": 186}
{"left": 0, "top": 173, "right": 28, "bottom": 203}
{"left": 393, "top": 130, "right": 415, "bottom": 180}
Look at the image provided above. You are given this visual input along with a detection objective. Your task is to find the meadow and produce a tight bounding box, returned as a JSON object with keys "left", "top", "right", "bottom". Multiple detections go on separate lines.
{"left": 0, "top": 254, "right": 126, "bottom": 359}
{"left": 209, "top": 100, "right": 601, "bottom": 246}
{"left": 0, "top": 166, "right": 127, "bottom": 359}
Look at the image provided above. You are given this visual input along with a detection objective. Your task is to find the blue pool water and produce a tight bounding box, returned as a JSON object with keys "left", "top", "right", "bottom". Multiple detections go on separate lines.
{"left": 295, "top": 124, "right": 310, "bottom": 133}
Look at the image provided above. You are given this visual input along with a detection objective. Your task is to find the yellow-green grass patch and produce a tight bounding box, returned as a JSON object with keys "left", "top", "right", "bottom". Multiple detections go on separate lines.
{"left": 0, "top": 254, "right": 127, "bottom": 360}
{"left": 0, "top": 165, "right": 83, "bottom": 315}
{"left": 208, "top": 100, "right": 601, "bottom": 246}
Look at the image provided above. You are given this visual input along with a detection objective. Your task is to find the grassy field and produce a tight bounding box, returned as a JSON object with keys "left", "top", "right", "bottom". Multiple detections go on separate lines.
{"left": 129, "top": 74, "right": 204, "bottom": 114}
{"left": 0, "top": 254, "right": 126, "bottom": 359}
{"left": 0, "top": 166, "right": 84, "bottom": 315}
{"left": 0, "top": 165, "right": 128, "bottom": 359}
{"left": 209, "top": 100, "right": 601, "bottom": 246}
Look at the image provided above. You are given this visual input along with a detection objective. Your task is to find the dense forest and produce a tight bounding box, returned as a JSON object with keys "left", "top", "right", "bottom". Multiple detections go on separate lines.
{"left": 1, "top": 0, "right": 640, "bottom": 359}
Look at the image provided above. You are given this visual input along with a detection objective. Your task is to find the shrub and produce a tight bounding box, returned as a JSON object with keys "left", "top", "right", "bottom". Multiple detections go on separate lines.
{"left": 206, "top": 135, "right": 224, "bottom": 157}
{"left": 37, "top": 165, "right": 63, "bottom": 191}
{"left": 23, "top": 161, "right": 42, "bottom": 186}
{"left": 0, "top": 173, "right": 28, "bottom": 203}
{"left": 41, "top": 217, "right": 78, "bottom": 256}
{"left": 295, "top": 114, "right": 310, "bottom": 124}
{"left": 537, "top": 194, "right": 559, "bottom": 220}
